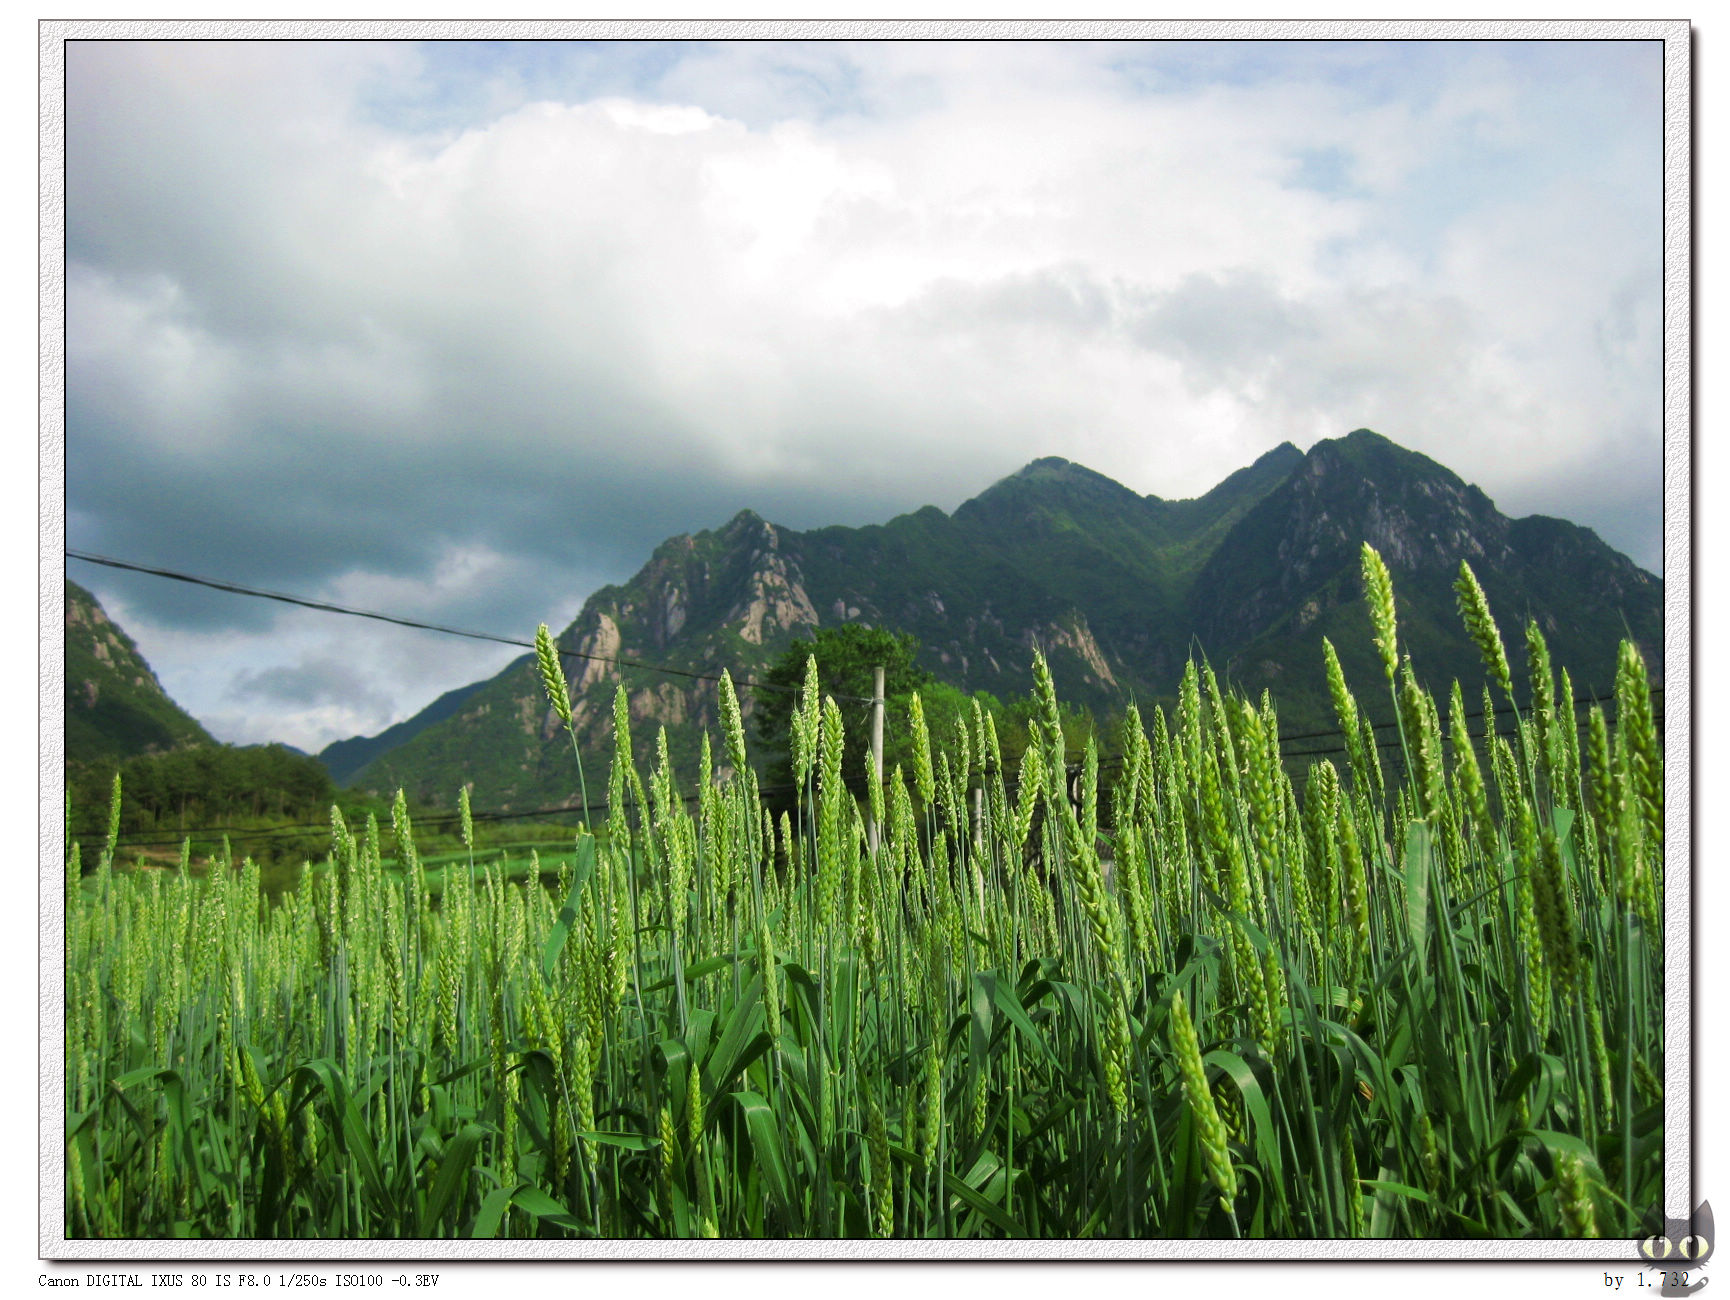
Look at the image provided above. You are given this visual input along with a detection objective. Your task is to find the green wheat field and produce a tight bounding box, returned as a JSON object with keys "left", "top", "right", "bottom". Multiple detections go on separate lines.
{"left": 62, "top": 548, "right": 1664, "bottom": 1240}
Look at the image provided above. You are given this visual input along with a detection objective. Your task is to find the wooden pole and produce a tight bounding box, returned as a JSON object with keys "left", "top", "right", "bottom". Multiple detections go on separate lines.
{"left": 868, "top": 665, "right": 885, "bottom": 854}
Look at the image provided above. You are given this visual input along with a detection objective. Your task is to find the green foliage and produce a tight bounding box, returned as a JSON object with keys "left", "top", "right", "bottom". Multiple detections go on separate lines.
{"left": 754, "top": 624, "right": 934, "bottom": 789}
{"left": 69, "top": 743, "right": 338, "bottom": 836}
{"left": 65, "top": 546, "right": 1664, "bottom": 1240}
{"left": 318, "top": 678, "right": 490, "bottom": 785}
{"left": 751, "top": 624, "right": 1100, "bottom": 797}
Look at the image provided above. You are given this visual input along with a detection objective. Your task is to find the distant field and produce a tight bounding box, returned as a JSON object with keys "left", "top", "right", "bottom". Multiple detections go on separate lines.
{"left": 108, "top": 827, "right": 598, "bottom": 897}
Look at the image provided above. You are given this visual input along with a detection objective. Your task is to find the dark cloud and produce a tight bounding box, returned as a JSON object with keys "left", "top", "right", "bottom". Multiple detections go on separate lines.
{"left": 228, "top": 659, "right": 395, "bottom": 715}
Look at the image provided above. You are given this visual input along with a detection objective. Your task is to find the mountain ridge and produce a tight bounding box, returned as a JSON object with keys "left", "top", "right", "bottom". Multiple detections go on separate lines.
{"left": 318, "top": 674, "right": 503, "bottom": 786}
{"left": 337, "top": 429, "right": 1661, "bottom": 809}
{"left": 64, "top": 579, "right": 215, "bottom": 767}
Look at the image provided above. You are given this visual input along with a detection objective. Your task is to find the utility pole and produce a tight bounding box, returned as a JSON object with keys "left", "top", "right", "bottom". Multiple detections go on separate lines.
{"left": 868, "top": 665, "right": 885, "bottom": 854}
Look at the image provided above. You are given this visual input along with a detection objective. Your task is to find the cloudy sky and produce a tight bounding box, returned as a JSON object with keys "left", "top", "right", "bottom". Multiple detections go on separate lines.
{"left": 60, "top": 35, "right": 1668, "bottom": 753}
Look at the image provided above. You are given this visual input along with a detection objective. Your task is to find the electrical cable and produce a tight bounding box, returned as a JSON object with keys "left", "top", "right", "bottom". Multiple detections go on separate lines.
{"left": 66, "top": 549, "right": 872, "bottom": 702}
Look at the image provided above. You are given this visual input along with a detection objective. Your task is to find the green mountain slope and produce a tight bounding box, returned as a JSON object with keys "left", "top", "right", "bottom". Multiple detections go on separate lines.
{"left": 347, "top": 430, "right": 1662, "bottom": 808}
{"left": 65, "top": 579, "right": 214, "bottom": 767}
{"left": 318, "top": 674, "right": 498, "bottom": 785}
{"left": 1187, "top": 430, "right": 1662, "bottom": 729}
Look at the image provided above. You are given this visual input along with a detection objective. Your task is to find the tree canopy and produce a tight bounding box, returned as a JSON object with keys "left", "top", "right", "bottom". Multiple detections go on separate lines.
{"left": 753, "top": 625, "right": 933, "bottom": 793}
{"left": 748, "top": 624, "right": 1101, "bottom": 804}
{"left": 69, "top": 742, "right": 341, "bottom": 837}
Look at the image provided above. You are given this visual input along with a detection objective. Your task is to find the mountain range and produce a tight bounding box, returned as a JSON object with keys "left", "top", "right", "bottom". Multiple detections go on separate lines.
{"left": 314, "top": 429, "right": 1662, "bottom": 811}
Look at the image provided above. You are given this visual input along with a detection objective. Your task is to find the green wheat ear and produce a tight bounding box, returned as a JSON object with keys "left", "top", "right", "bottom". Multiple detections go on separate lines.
{"left": 1616, "top": 638, "right": 1663, "bottom": 860}
{"left": 718, "top": 668, "right": 748, "bottom": 778}
{"left": 792, "top": 653, "right": 820, "bottom": 786}
{"left": 1170, "top": 989, "right": 1237, "bottom": 1213}
{"left": 1454, "top": 561, "right": 1513, "bottom": 700}
{"left": 101, "top": 771, "right": 123, "bottom": 868}
{"left": 535, "top": 623, "right": 573, "bottom": 727}
{"left": 1360, "top": 543, "right": 1398, "bottom": 682}
{"left": 908, "top": 690, "right": 934, "bottom": 808}
{"left": 1555, "top": 1150, "right": 1600, "bottom": 1238}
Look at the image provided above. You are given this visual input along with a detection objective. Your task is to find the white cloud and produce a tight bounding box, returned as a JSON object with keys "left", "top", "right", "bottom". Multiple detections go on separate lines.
{"left": 62, "top": 38, "right": 1665, "bottom": 749}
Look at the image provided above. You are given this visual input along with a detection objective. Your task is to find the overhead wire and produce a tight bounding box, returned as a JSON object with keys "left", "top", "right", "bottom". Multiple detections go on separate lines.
{"left": 65, "top": 548, "right": 873, "bottom": 702}
{"left": 78, "top": 697, "right": 1662, "bottom": 851}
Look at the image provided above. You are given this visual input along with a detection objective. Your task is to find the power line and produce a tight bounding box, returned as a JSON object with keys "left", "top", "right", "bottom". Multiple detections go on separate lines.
{"left": 75, "top": 778, "right": 799, "bottom": 849}
{"left": 66, "top": 549, "right": 870, "bottom": 702}
{"left": 1272, "top": 674, "right": 1664, "bottom": 756}
{"left": 1274, "top": 683, "right": 1663, "bottom": 747}
{"left": 80, "top": 698, "right": 1665, "bottom": 851}
{"left": 72, "top": 807, "right": 605, "bottom": 850}
{"left": 1282, "top": 710, "right": 1663, "bottom": 765}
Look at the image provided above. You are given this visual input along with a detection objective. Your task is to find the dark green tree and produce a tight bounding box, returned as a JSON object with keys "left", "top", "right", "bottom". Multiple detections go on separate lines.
{"left": 70, "top": 743, "right": 341, "bottom": 837}
{"left": 753, "top": 625, "right": 935, "bottom": 795}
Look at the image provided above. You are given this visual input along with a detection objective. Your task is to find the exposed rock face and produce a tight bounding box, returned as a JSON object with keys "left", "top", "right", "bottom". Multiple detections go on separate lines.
{"left": 1047, "top": 616, "right": 1119, "bottom": 688}
{"left": 631, "top": 682, "right": 688, "bottom": 726}
{"left": 574, "top": 614, "right": 623, "bottom": 690}
{"left": 732, "top": 552, "right": 819, "bottom": 645}
{"left": 69, "top": 592, "right": 133, "bottom": 689}
{"left": 1023, "top": 615, "right": 1119, "bottom": 688}
{"left": 1193, "top": 431, "right": 1657, "bottom": 675}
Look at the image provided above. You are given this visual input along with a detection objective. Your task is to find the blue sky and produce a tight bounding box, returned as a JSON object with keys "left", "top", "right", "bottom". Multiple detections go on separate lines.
{"left": 60, "top": 36, "right": 1670, "bottom": 750}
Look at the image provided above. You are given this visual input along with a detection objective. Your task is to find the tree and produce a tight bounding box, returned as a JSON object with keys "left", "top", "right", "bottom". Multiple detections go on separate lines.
{"left": 70, "top": 742, "right": 340, "bottom": 836}
{"left": 753, "top": 624, "right": 934, "bottom": 795}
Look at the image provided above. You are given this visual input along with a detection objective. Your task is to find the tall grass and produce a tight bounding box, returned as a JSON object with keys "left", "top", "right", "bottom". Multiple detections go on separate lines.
{"left": 63, "top": 547, "right": 1664, "bottom": 1239}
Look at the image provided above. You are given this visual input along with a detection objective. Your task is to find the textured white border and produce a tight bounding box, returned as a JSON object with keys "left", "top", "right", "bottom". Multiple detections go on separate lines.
{"left": 1658, "top": 6, "right": 1694, "bottom": 1246}
{"left": 41, "top": 9, "right": 69, "bottom": 1270}
{"left": 39, "top": 16, "right": 1693, "bottom": 1267}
